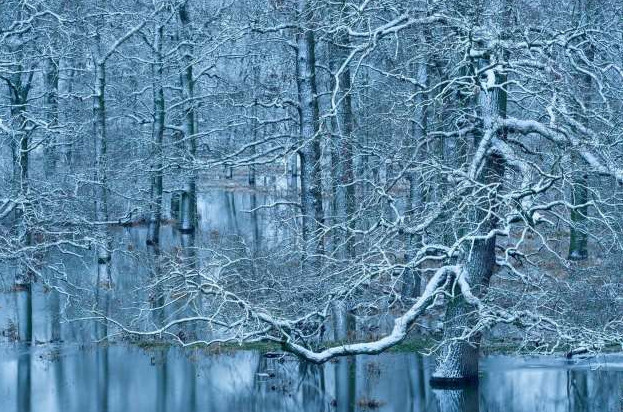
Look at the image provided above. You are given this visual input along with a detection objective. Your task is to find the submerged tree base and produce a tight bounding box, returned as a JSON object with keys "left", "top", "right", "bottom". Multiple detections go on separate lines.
{"left": 429, "top": 375, "right": 479, "bottom": 389}
{"left": 567, "top": 250, "right": 588, "bottom": 261}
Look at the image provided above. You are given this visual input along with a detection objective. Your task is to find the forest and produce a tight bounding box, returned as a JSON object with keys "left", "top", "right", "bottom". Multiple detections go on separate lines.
{"left": 1, "top": 0, "right": 623, "bottom": 411}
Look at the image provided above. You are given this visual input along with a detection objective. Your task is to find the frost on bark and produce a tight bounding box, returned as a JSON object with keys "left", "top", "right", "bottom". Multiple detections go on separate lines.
{"left": 568, "top": 157, "right": 589, "bottom": 261}
{"left": 44, "top": 55, "right": 62, "bottom": 342}
{"left": 248, "top": 64, "right": 260, "bottom": 187}
{"left": 296, "top": 0, "right": 324, "bottom": 274}
{"left": 93, "top": 43, "right": 112, "bottom": 341}
{"left": 331, "top": 30, "right": 355, "bottom": 261}
{"left": 44, "top": 57, "right": 59, "bottom": 174}
{"left": 567, "top": 0, "right": 594, "bottom": 261}
{"left": 147, "top": 25, "right": 165, "bottom": 246}
{"left": 6, "top": 49, "right": 34, "bottom": 343}
{"left": 430, "top": 235, "right": 496, "bottom": 385}
{"left": 178, "top": 3, "right": 197, "bottom": 234}
{"left": 93, "top": 62, "right": 111, "bottom": 265}
{"left": 329, "top": 4, "right": 356, "bottom": 340}
{"left": 432, "top": 0, "right": 508, "bottom": 384}
{"left": 404, "top": 28, "right": 429, "bottom": 299}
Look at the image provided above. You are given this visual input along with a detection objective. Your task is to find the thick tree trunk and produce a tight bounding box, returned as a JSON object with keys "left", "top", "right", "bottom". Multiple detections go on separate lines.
{"left": 60, "top": 62, "right": 76, "bottom": 170}
{"left": 404, "top": 45, "right": 429, "bottom": 299}
{"left": 147, "top": 26, "right": 165, "bottom": 246}
{"left": 296, "top": 0, "right": 324, "bottom": 274}
{"left": 15, "top": 279, "right": 32, "bottom": 342}
{"left": 179, "top": 4, "right": 197, "bottom": 233}
{"left": 94, "top": 61, "right": 112, "bottom": 340}
{"left": 49, "top": 283, "right": 61, "bottom": 342}
{"left": 432, "top": 0, "right": 508, "bottom": 382}
{"left": 249, "top": 64, "right": 260, "bottom": 187}
{"left": 47, "top": 58, "right": 62, "bottom": 339}
{"left": 248, "top": 98, "right": 258, "bottom": 187}
{"left": 569, "top": 167, "right": 588, "bottom": 260}
{"left": 431, "top": 236, "right": 495, "bottom": 385}
{"left": 10, "top": 69, "right": 33, "bottom": 343}
{"left": 15, "top": 118, "right": 32, "bottom": 342}
{"left": 250, "top": 192, "right": 261, "bottom": 253}
{"left": 328, "top": 8, "right": 356, "bottom": 340}
{"left": 44, "top": 58, "right": 59, "bottom": 174}
{"left": 331, "top": 32, "right": 355, "bottom": 261}
{"left": 568, "top": 2, "right": 593, "bottom": 260}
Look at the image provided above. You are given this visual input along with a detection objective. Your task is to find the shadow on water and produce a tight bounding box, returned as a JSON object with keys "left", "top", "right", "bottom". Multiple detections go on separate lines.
{"left": 17, "top": 346, "right": 31, "bottom": 412}
{"left": 1, "top": 346, "right": 622, "bottom": 412}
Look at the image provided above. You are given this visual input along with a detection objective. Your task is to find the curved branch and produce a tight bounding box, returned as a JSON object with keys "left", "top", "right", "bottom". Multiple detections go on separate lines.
{"left": 276, "top": 265, "right": 460, "bottom": 363}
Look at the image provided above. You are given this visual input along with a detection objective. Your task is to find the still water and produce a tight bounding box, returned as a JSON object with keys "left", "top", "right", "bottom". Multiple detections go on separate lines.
{"left": 0, "top": 186, "right": 622, "bottom": 411}
{"left": 0, "top": 344, "right": 621, "bottom": 412}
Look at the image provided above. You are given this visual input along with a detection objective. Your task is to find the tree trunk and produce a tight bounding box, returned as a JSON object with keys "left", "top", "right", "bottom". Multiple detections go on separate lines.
{"left": 432, "top": 0, "right": 508, "bottom": 382}
{"left": 404, "top": 38, "right": 429, "bottom": 299}
{"left": 568, "top": 0, "right": 593, "bottom": 261}
{"left": 179, "top": 3, "right": 197, "bottom": 233}
{"left": 328, "top": 16, "right": 357, "bottom": 340}
{"left": 248, "top": 98, "right": 257, "bottom": 187}
{"left": 331, "top": 31, "right": 355, "bottom": 261}
{"left": 60, "top": 62, "right": 76, "bottom": 170}
{"left": 568, "top": 165, "right": 588, "bottom": 260}
{"left": 44, "top": 57, "right": 59, "bottom": 174}
{"left": 296, "top": 0, "right": 324, "bottom": 274}
{"left": 15, "top": 118, "right": 32, "bottom": 342}
{"left": 147, "top": 26, "right": 165, "bottom": 246}
{"left": 94, "top": 61, "right": 112, "bottom": 340}
{"left": 431, "top": 236, "right": 496, "bottom": 385}
{"left": 249, "top": 64, "right": 260, "bottom": 187}
{"left": 9, "top": 65, "right": 33, "bottom": 343}
{"left": 47, "top": 58, "right": 62, "bottom": 339}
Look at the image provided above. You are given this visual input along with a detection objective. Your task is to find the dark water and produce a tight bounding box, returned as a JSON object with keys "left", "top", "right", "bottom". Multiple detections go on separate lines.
{"left": 0, "top": 344, "right": 621, "bottom": 412}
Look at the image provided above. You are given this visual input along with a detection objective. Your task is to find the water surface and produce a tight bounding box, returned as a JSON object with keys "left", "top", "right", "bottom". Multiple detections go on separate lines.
{"left": 0, "top": 344, "right": 621, "bottom": 412}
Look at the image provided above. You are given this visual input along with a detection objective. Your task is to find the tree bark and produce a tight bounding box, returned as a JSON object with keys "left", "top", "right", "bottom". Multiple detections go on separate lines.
{"left": 178, "top": 3, "right": 197, "bottom": 233}
{"left": 568, "top": 0, "right": 594, "bottom": 261}
{"left": 249, "top": 64, "right": 260, "bottom": 187}
{"left": 8, "top": 60, "right": 34, "bottom": 343}
{"left": 331, "top": 30, "right": 355, "bottom": 261}
{"left": 48, "top": 57, "right": 62, "bottom": 340}
{"left": 432, "top": 0, "right": 509, "bottom": 383}
{"left": 93, "top": 60, "right": 112, "bottom": 341}
{"left": 147, "top": 25, "right": 165, "bottom": 246}
{"left": 44, "top": 57, "right": 59, "bottom": 174}
{"left": 404, "top": 34, "right": 429, "bottom": 299}
{"left": 296, "top": 0, "right": 324, "bottom": 274}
